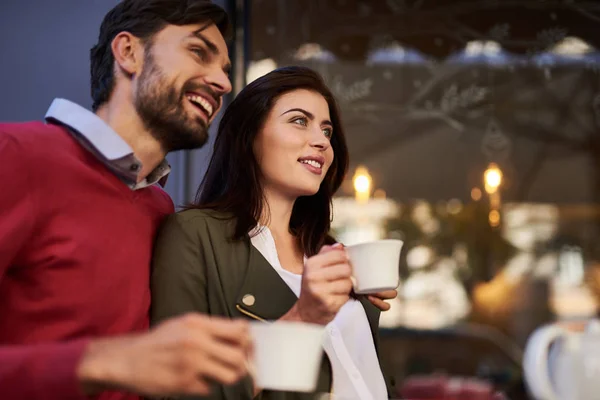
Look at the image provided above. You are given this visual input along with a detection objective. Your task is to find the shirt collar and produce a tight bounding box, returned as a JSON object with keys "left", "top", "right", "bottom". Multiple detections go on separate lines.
{"left": 249, "top": 223, "right": 264, "bottom": 237}
{"left": 44, "top": 98, "right": 171, "bottom": 189}
{"left": 45, "top": 98, "right": 133, "bottom": 160}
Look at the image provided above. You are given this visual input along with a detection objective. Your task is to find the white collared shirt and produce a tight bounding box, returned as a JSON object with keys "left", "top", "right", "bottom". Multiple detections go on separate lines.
{"left": 250, "top": 226, "right": 388, "bottom": 400}
{"left": 44, "top": 98, "right": 171, "bottom": 190}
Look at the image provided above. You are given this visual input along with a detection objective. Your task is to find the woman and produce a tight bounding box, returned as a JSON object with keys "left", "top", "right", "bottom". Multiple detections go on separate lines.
{"left": 151, "top": 66, "right": 394, "bottom": 399}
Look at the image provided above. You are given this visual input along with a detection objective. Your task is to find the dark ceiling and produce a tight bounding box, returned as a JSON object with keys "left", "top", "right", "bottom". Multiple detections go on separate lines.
{"left": 249, "top": 0, "right": 600, "bottom": 61}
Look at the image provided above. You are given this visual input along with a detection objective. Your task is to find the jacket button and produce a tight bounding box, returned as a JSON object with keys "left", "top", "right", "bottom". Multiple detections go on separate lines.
{"left": 242, "top": 294, "right": 256, "bottom": 306}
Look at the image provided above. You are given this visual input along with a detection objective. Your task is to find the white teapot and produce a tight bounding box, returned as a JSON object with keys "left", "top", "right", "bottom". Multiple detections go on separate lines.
{"left": 523, "top": 319, "right": 600, "bottom": 400}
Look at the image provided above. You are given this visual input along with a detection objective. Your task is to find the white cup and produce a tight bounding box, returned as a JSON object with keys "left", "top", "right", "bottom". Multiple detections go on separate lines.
{"left": 250, "top": 321, "right": 326, "bottom": 392}
{"left": 345, "top": 239, "right": 403, "bottom": 295}
{"left": 523, "top": 319, "right": 600, "bottom": 400}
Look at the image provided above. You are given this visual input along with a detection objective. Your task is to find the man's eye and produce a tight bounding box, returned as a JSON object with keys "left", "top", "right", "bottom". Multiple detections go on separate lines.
{"left": 191, "top": 48, "right": 209, "bottom": 62}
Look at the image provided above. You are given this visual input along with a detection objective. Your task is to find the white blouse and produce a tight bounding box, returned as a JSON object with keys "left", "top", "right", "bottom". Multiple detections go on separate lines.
{"left": 250, "top": 226, "right": 387, "bottom": 400}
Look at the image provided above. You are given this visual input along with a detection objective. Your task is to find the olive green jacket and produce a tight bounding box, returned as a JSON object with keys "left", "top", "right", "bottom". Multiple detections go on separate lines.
{"left": 150, "top": 209, "right": 391, "bottom": 400}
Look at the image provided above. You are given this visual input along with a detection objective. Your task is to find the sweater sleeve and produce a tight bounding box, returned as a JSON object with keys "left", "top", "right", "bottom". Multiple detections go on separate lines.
{"left": 0, "top": 341, "right": 90, "bottom": 400}
{"left": 0, "top": 129, "right": 90, "bottom": 400}
{"left": 0, "top": 131, "right": 36, "bottom": 281}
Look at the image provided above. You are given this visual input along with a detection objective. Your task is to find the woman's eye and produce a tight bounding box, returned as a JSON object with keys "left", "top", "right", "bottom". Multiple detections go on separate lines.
{"left": 292, "top": 117, "right": 308, "bottom": 127}
{"left": 322, "top": 128, "right": 333, "bottom": 139}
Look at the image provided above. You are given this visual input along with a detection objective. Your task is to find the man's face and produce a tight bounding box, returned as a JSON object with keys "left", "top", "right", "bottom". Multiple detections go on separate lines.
{"left": 134, "top": 23, "right": 232, "bottom": 152}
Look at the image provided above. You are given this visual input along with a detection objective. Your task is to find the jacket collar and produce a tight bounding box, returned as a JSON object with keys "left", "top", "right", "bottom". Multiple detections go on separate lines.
{"left": 234, "top": 239, "right": 298, "bottom": 321}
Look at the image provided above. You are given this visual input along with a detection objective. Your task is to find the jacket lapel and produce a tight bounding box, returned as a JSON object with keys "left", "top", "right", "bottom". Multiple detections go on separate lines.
{"left": 358, "top": 295, "right": 381, "bottom": 344}
{"left": 233, "top": 235, "right": 381, "bottom": 336}
{"left": 234, "top": 238, "right": 299, "bottom": 322}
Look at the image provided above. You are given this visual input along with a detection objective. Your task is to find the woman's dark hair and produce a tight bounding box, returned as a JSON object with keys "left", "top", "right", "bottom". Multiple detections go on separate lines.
{"left": 190, "top": 66, "right": 349, "bottom": 256}
{"left": 90, "top": 0, "right": 230, "bottom": 111}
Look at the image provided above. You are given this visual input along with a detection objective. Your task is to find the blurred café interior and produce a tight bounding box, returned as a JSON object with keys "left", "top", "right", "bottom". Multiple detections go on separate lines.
{"left": 242, "top": 1, "right": 600, "bottom": 398}
{"left": 3, "top": 0, "right": 600, "bottom": 398}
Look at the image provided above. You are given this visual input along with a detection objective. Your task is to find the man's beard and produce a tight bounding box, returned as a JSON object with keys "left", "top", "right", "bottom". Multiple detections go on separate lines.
{"left": 134, "top": 50, "right": 211, "bottom": 152}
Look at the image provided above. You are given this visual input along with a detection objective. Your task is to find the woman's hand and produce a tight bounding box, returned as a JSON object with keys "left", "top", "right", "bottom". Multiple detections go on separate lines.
{"left": 366, "top": 290, "right": 398, "bottom": 311}
{"left": 282, "top": 243, "right": 352, "bottom": 325}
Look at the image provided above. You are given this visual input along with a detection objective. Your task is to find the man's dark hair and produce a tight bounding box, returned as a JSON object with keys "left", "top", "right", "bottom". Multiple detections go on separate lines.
{"left": 90, "top": 0, "right": 230, "bottom": 111}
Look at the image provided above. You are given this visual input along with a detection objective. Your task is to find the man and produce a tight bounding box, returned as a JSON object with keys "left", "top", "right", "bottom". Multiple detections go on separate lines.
{"left": 0, "top": 1, "right": 251, "bottom": 399}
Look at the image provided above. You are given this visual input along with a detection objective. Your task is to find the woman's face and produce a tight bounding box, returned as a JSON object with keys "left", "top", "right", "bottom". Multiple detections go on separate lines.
{"left": 254, "top": 89, "right": 335, "bottom": 199}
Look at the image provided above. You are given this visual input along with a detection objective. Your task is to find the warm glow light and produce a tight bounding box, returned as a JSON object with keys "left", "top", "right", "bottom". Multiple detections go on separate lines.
{"left": 484, "top": 163, "right": 503, "bottom": 194}
{"left": 353, "top": 167, "right": 371, "bottom": 194}
{"left": 471, "top": 187, "right": 482, "bottom": 201}
{"left": 353, "top": 166, "right": 372, "bottom": 203}
{"left": 489, "top": 210, "right": 501, "bottom": 227}
{"left": 354, "top": 176, "right": 370, "bottom": 193}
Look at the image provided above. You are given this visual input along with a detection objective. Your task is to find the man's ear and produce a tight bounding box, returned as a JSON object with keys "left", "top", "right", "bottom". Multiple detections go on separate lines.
{"left": 111, "top": 32, "right": 144, "bottom": 77}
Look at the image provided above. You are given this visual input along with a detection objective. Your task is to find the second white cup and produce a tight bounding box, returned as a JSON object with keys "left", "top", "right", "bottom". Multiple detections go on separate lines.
{"left": 250, "top": 321, "right": 326, "bottom": 392}
{"left": 345, "top": 239, "right": 403, "bottom": 295}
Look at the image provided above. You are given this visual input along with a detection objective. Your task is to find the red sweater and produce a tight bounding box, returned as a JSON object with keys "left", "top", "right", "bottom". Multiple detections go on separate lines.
{"left": 0, "top": 121, "right": 174, "bottom": 399}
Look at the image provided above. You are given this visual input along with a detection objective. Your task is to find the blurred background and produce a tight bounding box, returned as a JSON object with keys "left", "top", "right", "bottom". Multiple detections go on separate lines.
{"left": 3, "top": 0, "right": 600, "bottom": 398}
